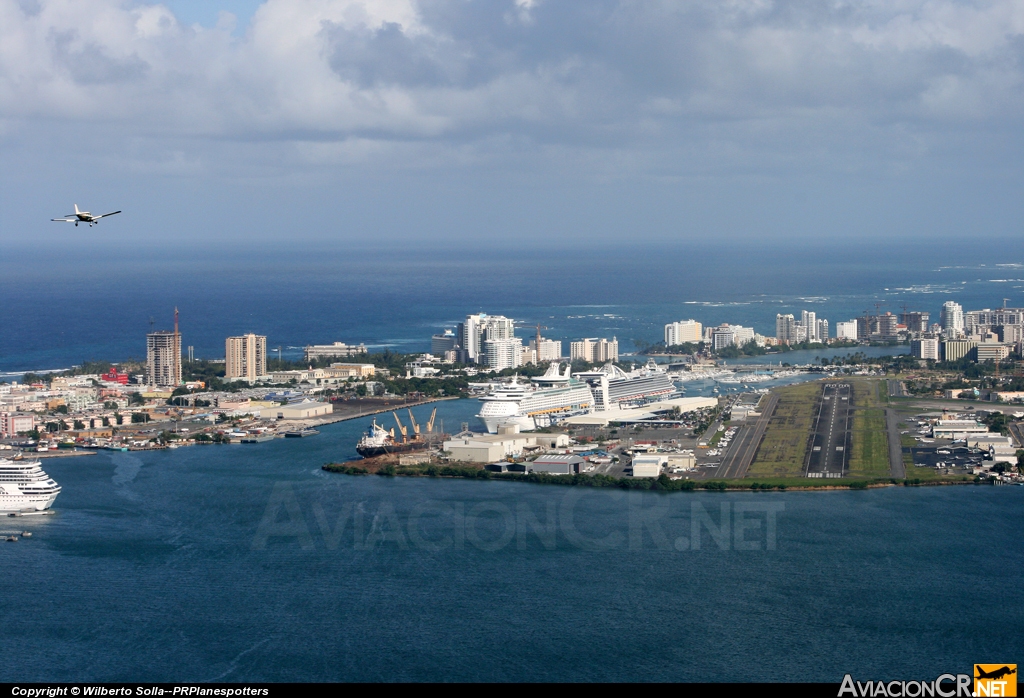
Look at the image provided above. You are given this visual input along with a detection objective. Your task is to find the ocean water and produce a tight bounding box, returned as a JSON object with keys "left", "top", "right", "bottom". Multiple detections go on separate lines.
{"left": 0, "top": 239, "right": 1017, "bottom": 374}
{"left": 2, "top": 401, "right": 1021, "bottom": 682}
{"left": 3, "top": 242, "right": 1023, "bottom": 683}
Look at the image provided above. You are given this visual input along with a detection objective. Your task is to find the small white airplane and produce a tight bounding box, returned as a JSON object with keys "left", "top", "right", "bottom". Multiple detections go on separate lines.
{"left": 52, "top": 204, "right": 121, "bottom": 227}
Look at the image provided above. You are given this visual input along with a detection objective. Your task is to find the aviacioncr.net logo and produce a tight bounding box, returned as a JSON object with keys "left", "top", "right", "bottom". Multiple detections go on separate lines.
{"left": 974, "top": 664, "right": 1017, "bottom": 697}
{"left": 838, "top": 674, "right": 972, "bottom": 697}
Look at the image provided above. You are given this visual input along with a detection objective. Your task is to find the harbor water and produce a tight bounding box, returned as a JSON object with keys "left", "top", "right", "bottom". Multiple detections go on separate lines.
{"left": 2, "top": 400, "right": 1021, "bottom": 682}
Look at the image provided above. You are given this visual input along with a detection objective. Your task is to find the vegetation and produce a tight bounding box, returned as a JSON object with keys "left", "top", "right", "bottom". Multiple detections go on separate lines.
{"left": 747, "top": 381, "right": 820, "bottom": 478}
{"left": 846, "top": 380, "right": 891, "bottom": 478}
{"left": 322, "top": 462, "right": 970, "bottom": 490}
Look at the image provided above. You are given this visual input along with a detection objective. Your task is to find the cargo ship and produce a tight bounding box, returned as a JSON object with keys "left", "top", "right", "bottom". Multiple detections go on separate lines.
{"left": 355, "top": 409, "right": 443, "bottom": 458}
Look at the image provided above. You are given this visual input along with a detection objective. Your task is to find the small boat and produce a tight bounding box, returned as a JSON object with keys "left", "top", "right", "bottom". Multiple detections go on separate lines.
{"left": 240, "top": 434, "right": 276, "bottom": 444}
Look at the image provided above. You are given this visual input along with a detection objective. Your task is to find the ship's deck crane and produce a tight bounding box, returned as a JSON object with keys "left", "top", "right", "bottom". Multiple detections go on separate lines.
{"left": 426, "top": 407, "right": 437, "bottom": 434}
{"left": 392, "top": 412, "right": 408, "bottom": 442}
{"left": 407, "top": 409, "right": 420, "bottom": 437}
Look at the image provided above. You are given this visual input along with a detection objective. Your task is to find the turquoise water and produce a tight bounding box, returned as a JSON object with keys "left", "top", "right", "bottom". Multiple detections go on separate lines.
{"left": 3, "top": 401, "right": 1021, "bottom": 682}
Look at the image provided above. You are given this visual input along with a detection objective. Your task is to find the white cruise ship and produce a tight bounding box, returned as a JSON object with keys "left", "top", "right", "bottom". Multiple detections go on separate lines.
{"left": 575, "top": 361, "right": 677, "bottom": 410}
{"left": 477, "top": 363, "right": 594, "bottom": 433}
{"left": 0, "top": 457, "right": 61, "bottom": 513}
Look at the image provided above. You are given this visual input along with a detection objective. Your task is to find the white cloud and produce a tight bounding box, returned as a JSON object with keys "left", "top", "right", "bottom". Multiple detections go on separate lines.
{"left": 0, "top": 0, "right": 1022, "bottom": 178}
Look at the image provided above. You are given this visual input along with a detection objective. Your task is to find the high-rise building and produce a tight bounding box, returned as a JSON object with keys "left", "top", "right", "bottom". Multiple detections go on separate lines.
{"left": 940, "top": 301, "right": 964, "bottom": 338}
{"left": 226, "top": 334, "right": 267, "bottom": 381}
{"left": 899, "top": 311, "right": 930, "bottom": 334}
{"left": 482, "top": 338, "right": 523, "bottom": 370}
{"left": 710, "top": 324, "right": 754, "bottom": 350}
{"left": 458, "top": 314, "right": 516, "bottom": 364}
{"left": 431, "top": 330, "right": 459, "bottom": 356}
{"left": 816, "top": 319, "right": 829, "bottom": 341}
{"left": 146, "top": 310, "right": 182, "bottom": 388}
{"left": 877, "top": 312, "right": 898, "bottom": 339}
{"left": 911, "top": 337, "right": 940, "bottom": 361}
{"left": 801, "top": 311, "right": 817, "bottom": 342}
{"left": 836, "top": 321, "right": 857, "bottom": 340}
{"left": 664, "top": 319, "right": 702, "bottom": 346}
{"left": 528, "top": 338, "right": 563, "bottom": 363}
{"left": 776, "top": 314, "right": 796, "bottom": 343}
{"left": 570, "top": 337, "right": 619, "bottom": 363}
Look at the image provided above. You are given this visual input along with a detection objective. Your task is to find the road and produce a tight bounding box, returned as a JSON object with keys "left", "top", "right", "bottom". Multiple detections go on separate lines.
{"left": 715, "top": 393, "right": 778, "bottom": 479}
{"left": 805, "top": 383, "right": 852, "bottom": 478}
{"left": 885, "top": 408, "right": 906, "bottom": 478}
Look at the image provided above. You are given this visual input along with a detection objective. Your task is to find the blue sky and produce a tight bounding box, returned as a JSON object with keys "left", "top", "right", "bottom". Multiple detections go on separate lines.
{"left": 157, "top": 1, "right": 262, "bottom": 30}
{"left": 1, "top": 0, "right": 1023, "bottom": 249}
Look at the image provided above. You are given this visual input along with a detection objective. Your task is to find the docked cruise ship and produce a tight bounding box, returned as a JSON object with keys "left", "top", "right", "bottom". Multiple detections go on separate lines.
{"left": 574, "top": 361, "right": 677, "bottom": 410}
{"left": 0, "top": 457, "right": 61, "bottom": 513}
{"left": 477, "top": 363, "right": 594, "bottom": 433}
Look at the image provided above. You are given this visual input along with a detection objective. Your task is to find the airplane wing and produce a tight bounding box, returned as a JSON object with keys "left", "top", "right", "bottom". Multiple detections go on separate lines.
{"left": 51, "top": 218, "right": 77, "bottom": 222}
{"left": 95, "top": 210, "right": 122, "bottom": 219}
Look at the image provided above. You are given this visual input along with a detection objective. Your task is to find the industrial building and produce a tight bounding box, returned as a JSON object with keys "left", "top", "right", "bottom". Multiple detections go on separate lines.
{"left": 630, "top": 454, "right": 664, "bottom": 477}
{"left": 528, "top": 454, "right": 585, "bottom": 474}
{"left": 262, "top": 401, "right": 333, "bottom": 420}
{"left": 443, "top": 432, "right": 537, "bottom": 463}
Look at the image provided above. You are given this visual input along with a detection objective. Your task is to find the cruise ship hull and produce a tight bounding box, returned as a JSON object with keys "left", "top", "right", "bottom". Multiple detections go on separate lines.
{"left": 1, "top": 458, "right": 62, "bottom": 513}
{"left": 0, "top": 492, "right": 58, "bottom": 514}
{"left": 479, "top": 414, "right": 536, "bottom": 434}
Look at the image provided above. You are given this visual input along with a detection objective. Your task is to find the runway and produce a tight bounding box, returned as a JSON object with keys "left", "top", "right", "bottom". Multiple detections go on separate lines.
{"left": 715, "top": 394, "right": 778, "bottom": 479}
{"left": 805, "top": 383, "right": 852, "bottom": 478}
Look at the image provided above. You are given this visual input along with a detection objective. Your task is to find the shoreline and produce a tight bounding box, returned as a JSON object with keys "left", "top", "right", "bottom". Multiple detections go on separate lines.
{"left": 321, "top": 461, "right": 990, "bottom": 492}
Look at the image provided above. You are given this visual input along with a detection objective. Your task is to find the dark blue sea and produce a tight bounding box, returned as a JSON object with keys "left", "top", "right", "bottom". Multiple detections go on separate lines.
{"left": 2, "top": 401, "right": 1021, "bottom": 682}
{"left": 3, "top": 241, "right": 1023, "bottom": 682}
{"left": 2, "top": 239, "right": 1021, "bottom": 374}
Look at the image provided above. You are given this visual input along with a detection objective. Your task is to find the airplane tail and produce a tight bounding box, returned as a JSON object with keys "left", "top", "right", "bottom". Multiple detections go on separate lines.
{"left": 74, "top": 204, "right": 80, "bottom": 214}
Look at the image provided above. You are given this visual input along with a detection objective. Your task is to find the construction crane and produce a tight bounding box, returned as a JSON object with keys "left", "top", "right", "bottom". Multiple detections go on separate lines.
{"left": 392, "top": 412, "right": 408, "bottom": 442}
{"left": 426, "top": 407, "right": 437, "bottom": 434}
{"left": 407, "top": 409, "right": 420, "bottom": 437}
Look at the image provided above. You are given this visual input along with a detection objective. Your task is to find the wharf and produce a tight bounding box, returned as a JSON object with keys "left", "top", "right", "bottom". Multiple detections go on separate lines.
{"left": 280, "top": 396, "right": 459, "bottom": 431}
{"left": 29, "top": 450, "right": 98, "bottom": 459}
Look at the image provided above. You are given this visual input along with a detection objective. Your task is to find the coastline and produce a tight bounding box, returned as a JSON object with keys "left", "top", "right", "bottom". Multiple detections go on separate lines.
{"left": 321, "top": 459, "right": 984, "bottom": 491}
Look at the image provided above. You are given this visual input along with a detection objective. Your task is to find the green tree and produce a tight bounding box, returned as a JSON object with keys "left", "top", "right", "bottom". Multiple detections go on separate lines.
{"left": 73, "top": 420, "right": 85, "bottom": 430}
{"left": 131, "top": 413, "right": 150, "bottom": 424}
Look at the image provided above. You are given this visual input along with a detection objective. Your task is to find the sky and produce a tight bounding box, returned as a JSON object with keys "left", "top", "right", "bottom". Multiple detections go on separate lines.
{"left": 1, "top": 0, "right": 1023, "bottom": 250}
